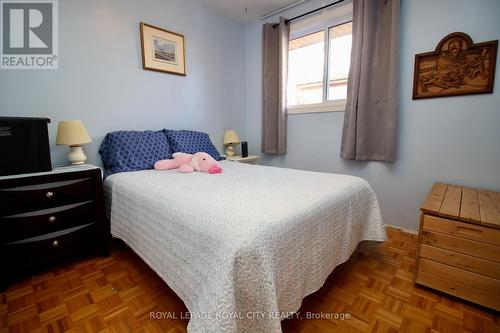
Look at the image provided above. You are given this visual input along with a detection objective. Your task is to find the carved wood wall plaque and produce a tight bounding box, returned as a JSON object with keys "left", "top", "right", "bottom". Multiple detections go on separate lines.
{"left": 413, "top": 32, "right": 497, "bottom": 99}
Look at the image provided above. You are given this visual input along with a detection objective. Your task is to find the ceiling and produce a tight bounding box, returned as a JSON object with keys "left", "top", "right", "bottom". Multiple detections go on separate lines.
{"left": 200, "top": 0, "right": 305, "bottom": 22}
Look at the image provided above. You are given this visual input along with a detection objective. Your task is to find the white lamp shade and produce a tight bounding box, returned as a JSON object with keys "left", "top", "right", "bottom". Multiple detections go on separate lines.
{"left": 223, "top": 130, "right": 240, "bottom": 145}
{"left": 56, "top": 120, "right": 91, "bottom": 146}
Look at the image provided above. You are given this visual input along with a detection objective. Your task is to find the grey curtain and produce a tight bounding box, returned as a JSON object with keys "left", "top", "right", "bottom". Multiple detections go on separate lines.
{"left": 341, "top": 0, "right": 400, "bottom": 162}
{"left": 262, "top": 17, "right": 289, "bottom": 155}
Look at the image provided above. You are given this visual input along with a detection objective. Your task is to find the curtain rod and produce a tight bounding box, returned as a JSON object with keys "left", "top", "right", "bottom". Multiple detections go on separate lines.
{"left": 260, "top": 0, "right": 306, "bottom": 20}
{"left": 272, "top": 0, "right": 345, "bottom": 28}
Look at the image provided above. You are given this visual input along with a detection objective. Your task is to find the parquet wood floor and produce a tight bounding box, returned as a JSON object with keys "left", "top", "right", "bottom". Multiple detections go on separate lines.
{"left": 1, "top": 227, "right": 499, "bottom": 333}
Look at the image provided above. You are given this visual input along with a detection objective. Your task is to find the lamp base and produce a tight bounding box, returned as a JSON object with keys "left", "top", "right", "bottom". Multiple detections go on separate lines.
{"left": 67, "top": 146, "right": 87, "bottom": 165}
{"left": 225, "top": 145, "right": 236, "bottom": 157}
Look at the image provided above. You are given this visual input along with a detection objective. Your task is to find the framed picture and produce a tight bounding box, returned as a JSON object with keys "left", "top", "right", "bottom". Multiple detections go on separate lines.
{"left": 413, "top": 32, "right": 497, "bottom": 99}
{"left": 140, "top": 22, "right": 186, "bottom": 76}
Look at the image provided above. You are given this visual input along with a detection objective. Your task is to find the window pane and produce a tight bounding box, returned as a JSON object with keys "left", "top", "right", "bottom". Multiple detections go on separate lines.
{"left": 287, "top": 30, "right": 325, "bottom": 106}
{"left": 328, "top": 22, "right": 352, "bottom": 101}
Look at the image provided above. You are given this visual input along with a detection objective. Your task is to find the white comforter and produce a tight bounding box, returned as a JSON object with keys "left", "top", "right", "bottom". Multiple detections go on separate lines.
{"left": 104, "top": 161, "right": 386, "bottom": 333}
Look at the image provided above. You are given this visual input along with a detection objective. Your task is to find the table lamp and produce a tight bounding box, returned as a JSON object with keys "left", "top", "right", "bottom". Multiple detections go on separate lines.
{"left": 223, "top": 130, "right": 240, "bottom": 157}
{"left": 56, "top": 120, "right": 92, "bottom": 165}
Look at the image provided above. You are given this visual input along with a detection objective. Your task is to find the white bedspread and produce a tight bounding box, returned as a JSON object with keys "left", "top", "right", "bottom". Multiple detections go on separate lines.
{"left": 104, "top": 161, "right": 386, "bottom": 333}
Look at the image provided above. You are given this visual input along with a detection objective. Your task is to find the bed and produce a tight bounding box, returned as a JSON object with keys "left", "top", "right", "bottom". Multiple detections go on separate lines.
{"left": 104, "top": 161, "right": 386, "bottom": 333}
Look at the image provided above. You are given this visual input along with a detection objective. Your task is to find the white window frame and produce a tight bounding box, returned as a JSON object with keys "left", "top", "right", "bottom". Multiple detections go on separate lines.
{"left": 287, "top": 13, "right": 353, "bottom": 115}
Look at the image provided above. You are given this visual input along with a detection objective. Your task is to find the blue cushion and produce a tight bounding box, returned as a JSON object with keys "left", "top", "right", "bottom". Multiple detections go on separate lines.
{"left": 99, "top": 130, "right": 172, "bottom": 177}
{"left": 165, "top": 129, "right": 221, "bottom": 161}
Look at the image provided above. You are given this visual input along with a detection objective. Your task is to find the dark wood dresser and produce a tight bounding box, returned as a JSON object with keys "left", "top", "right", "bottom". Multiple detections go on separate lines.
{"left": 0, "top": 165, "right": 109, "bottom": 289}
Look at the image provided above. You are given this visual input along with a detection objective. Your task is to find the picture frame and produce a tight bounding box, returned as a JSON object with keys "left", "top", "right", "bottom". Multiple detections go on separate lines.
{"left": 140, "top": 22, "right": 186, "bottom": 76}
{"left": 412, "top": 32, "right": 497, "bottom": 99}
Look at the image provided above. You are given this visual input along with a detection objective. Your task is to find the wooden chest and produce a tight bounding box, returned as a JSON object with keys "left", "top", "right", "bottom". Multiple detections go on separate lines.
{"left": 416, "top": 183, "right": 500, "bottom": 310}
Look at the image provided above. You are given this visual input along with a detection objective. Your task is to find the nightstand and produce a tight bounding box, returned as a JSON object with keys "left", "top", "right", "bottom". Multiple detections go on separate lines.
{"left": 0, "top": 164, "right": 109, "bottom": 289}
{"left": 225, "top": 155, "right": 260, "bottom": 165}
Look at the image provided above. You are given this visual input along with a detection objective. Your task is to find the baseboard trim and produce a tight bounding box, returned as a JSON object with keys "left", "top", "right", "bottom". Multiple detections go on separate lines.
{"left": 385, "top": 224, "right": 419, "bottom": 235}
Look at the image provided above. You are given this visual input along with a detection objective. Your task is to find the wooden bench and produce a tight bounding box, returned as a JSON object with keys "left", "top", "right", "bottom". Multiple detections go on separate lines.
{"left": 416, "top": 183, "right": 500, "bottom": 311}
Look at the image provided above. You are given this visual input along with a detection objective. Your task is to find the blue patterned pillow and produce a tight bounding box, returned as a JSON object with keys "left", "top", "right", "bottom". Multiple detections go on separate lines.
{"left": 165, "top": 129, "right": 221, "bottom": 160}
{"left": 99, "top": 130, "right": 172, "bottom": 177}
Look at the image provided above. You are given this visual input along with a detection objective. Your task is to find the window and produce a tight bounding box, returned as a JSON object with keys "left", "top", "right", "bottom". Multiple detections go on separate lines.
{"left": 328, "top": 23, "right": 352, "bottom": 101}
{"left": 287, "top": 21, "right": 353, "bottom": 113}
{"left": 288, "top": 30, "right": 325, "bottom": 105}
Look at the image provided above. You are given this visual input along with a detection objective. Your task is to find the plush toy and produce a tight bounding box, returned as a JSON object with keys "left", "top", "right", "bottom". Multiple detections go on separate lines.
{"left": 154, "top": 152, "right": 223, "bottom": 174}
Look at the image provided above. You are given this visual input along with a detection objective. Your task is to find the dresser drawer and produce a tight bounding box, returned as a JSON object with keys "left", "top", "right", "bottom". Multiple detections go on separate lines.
{"left": 418, "top": 258, "right": 500, "bottom": 295}
{"left": 422, "top": 214, "right": 500, "bottom": 246}
{"left": 419, "top": 243, "right": 500, "bottom": 279}
{"left": 0, "top": 201, "right": 95, "bottom": 243}
{"left": 0, "top": 178, "right": 94, "bottom": 215}
{"left": 3, "top": 223, "right": 97, "bottom": 270}
{"left": 421, "top": 230, "right": 500, "bottom": 262}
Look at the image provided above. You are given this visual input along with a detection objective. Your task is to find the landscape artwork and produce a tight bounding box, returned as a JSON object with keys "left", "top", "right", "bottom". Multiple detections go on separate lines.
{"left": 152, "top": 37, "right": 177, "bottom": 64}
{"left": 140, "top": 23, "right": 186, "bottom": 76}
{"left": 413, "top": 32, "right": 497, "bottom": 99}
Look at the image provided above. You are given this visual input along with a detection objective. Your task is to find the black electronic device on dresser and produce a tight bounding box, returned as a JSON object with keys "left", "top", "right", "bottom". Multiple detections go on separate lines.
{"left": 0, "top": 117, "right": 52, "bottom": 176}
{"left": 0, "top": 165, "right": 109, "bottom": 290}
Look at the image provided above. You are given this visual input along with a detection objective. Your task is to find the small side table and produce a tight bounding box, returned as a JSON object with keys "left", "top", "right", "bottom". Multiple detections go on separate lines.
{"left": 225, "top": 155, "right": 260, "bottom": 165}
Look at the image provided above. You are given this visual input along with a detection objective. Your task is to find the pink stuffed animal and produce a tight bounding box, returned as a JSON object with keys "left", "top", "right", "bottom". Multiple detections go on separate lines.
{"left": 154, "top": 152, "right": 223, "bottom": 174}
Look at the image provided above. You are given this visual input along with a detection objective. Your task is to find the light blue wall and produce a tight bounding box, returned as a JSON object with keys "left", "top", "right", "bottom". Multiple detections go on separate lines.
{"left": 244, "top": 0, "right": 500, "bottom": 231}
{"left": 2, "top": 0, "right": 499, "bottom": 231}
{"left": 0, "top": 0, "right": 246, "bottom": 166}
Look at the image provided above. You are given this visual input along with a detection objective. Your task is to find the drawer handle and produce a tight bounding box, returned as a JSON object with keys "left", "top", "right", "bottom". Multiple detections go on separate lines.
{"left": 52, "top": 240, "right": 59, "bottom": 247}
{"left": 456, "top": 226, "right": 483, "bottom": 236}
{"left": 48, "top": 216, "right": 56, "bottom": 223}
{"left": 46, "top": 191, "right": 54, "bottom": 198}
